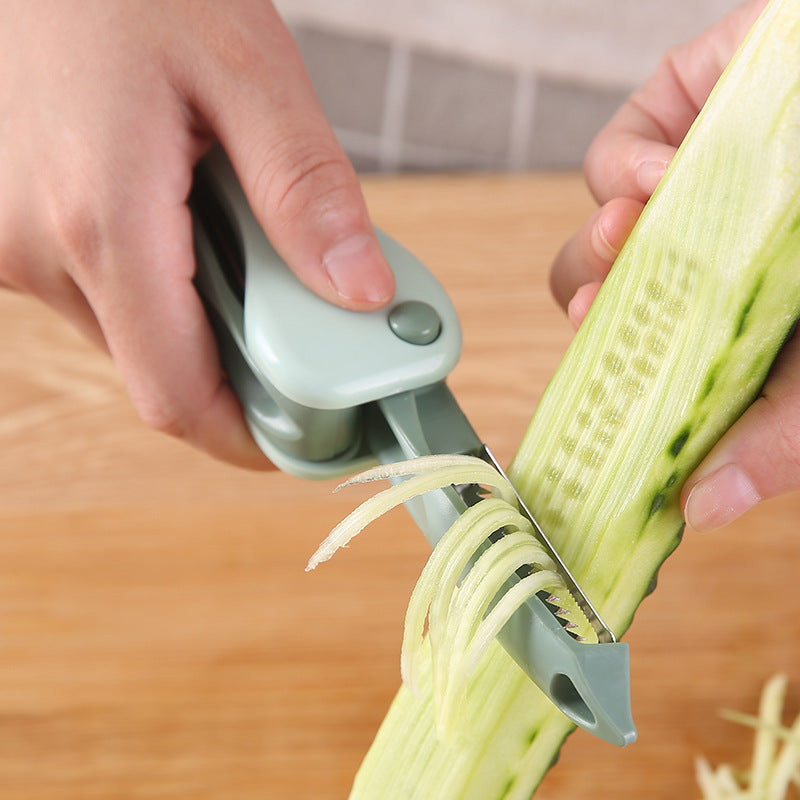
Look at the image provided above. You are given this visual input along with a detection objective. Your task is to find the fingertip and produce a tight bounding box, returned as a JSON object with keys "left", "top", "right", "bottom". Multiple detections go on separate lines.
{"left": 589, "top": 210, "right": 621, "bottom": 265}
{"left": 597, "top": 196, "right": 646, "bottom": 255}
{"left": 585, "top": 126, "right": 676, "bottom": 204}
{"left": 632, "top": 142, "right": 675, "bottom": 198}
{"left": 682, "top": 463, "right": 761, "bottom": 533}
{"left": 230, "top": 146, "right": 395, "bottom": 312}
{"left": 222, "top": 394, "right": 277, "bottom": 470}
{"left": 322, "top": 231, "right": 395, "bottom": 310}
{"left": 567, "top": 282, "right": 602, "bottom": 329}
{"left": 635, "top": 158, "right": 670, "bottom": 197}
{"left": 551, "top": 197, "right": 644, "bottom": 314}
{"left": 186, "top": 376, "right": 276, "bottom": 470}
{"left": 130, "top": 368, "right": 274, "bottom": 471}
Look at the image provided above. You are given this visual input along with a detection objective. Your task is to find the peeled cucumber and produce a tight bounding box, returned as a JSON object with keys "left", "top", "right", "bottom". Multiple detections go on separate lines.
{"left": 349, "top": 2, "right": 800, "bottom": 798}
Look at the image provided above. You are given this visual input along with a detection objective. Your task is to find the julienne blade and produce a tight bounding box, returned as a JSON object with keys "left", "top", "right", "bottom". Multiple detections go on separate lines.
{"left": 311, "top": 3, "right": 800, "bottom": 799}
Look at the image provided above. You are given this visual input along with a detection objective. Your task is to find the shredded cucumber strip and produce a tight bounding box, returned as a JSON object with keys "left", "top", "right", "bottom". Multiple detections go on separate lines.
{"left": 437, "top": 568, "right": 561, "bottom": 739}
{"left": 306, "top": 456, "right": 517, "bottom": 571}
{"left": 430, "top": 529, "right": 562, "bottom": 737}
{"left": 402, "top": 499, "right": 529, "bottom": 692}
{"left": 308, "top": 456, "right": 565, "bottom": 736}
{"left": 751, "top": 674, "right": 789, "bottom": 793}
{"left": 696, "top": 675, "right": 800, "bottom": 800}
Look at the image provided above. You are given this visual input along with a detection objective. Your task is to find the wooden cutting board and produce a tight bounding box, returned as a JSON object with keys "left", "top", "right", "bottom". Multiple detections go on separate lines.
{"left": 1, "top": 172, "right": 799, "bottom": 799}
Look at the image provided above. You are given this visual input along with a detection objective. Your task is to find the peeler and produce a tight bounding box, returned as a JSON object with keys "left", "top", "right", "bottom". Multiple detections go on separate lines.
{"left": 189, "top": 147, "right": 637, "bottom": 747}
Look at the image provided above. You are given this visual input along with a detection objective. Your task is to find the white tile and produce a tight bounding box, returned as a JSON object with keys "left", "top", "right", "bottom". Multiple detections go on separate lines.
{"left": 277, "top": 0, "right": 743, "bottom": 87}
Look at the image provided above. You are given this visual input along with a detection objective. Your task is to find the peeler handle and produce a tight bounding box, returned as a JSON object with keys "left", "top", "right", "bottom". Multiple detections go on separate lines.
{"left": 190, "top": 147, "right": 462, "bottom": 479}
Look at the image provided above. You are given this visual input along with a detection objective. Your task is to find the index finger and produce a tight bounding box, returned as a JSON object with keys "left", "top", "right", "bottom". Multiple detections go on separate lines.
{"left": 172, "top": 2, "right": 395, "bottom": 312}
{"left": 584, "top": 0, "right": 768, "bottom": 205}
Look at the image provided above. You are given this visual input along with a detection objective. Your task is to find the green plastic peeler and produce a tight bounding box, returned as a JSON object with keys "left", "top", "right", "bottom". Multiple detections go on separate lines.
{"left": 190, "top": 147, "right": 637, "bottom": 748}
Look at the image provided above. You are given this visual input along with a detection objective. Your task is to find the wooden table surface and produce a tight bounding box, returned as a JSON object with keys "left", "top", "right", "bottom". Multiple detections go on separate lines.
{"left": 2, "top": 173, "right": 799, "bottom": 800}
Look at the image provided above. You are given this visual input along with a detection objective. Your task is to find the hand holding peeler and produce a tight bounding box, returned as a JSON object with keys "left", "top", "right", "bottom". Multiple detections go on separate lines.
{"left": 189, "top": 148, "right": 637, "bottom": 747}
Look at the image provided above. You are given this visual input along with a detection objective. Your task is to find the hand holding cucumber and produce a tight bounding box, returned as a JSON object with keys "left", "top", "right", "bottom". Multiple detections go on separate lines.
{"left": 550, "top": 0, "right": 797, "bottom": 533}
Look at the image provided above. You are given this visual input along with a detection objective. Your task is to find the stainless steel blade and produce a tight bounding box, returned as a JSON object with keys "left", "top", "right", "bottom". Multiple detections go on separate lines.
{"left": 465, "top": 445, "right": 616, "bottom": 645}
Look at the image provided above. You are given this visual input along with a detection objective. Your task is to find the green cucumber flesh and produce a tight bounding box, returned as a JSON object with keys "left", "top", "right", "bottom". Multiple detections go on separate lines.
{"left": 349, "top": 2, "right": 800, "bottom": 798}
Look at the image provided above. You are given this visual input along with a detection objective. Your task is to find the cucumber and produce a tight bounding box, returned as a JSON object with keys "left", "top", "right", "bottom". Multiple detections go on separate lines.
{"left": 348, "top": 2, "right": 800, "bottom": 798}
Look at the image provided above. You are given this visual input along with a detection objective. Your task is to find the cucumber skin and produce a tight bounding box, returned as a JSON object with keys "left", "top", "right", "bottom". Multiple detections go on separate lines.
{"left": 349, "top": 2, "right": 800, "bottom": 799}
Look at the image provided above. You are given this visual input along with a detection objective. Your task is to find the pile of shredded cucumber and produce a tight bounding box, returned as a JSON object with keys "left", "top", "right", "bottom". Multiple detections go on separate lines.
{"left": 697, "top": 674, "right": 800, "bottom": 800}
{"left": 306, "top": 454, "right": 567, "bottom": 737}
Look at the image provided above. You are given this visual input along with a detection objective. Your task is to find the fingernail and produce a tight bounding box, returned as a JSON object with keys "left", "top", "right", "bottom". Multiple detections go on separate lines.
{"left": 684, "top": 464, "right": 761, "bottom": 533}
{"left": 323, "top": 233, "right": 394, "bottom": 304}
{"left": 567, "top": 282, "right": 601, "bottom": 330}
{"left": 566, "top": 297, "right": 582, "bottom": 330}
{"left": 636, "top": 160, "right": 668, "bottom": 195}
{"left": 590, "top": 215, "right": 619, "bottom": 263}
{"left": 567, "top": 292, "right": 586, "bottom": 330}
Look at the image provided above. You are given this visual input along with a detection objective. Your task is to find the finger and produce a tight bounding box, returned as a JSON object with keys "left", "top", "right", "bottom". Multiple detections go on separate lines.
{"left": 0, "top": 232, "right": 108, "bottom": 351}
{"left": 34, "top": 275, "right": 108, "bottom": 352}
{"left": 566, "top": 282, "right": 602, "bottom": 330}
{"left": 585, "top": 126, "right": 676, "bottom": 205}
{"left": 4, "top": 273, "right": 108, "bottom": 351}
{"left": 681, "top": 330, "right": 800, "bottom": 532}
{"left": 549, "top": 196, "right": 643, "bottom": 311}
{"left": 177, "top": 3, "right": 395, "bottom": 311}
{"left": 82, "top": 200, "right": 272, "bottom": 470}
{"left": 583, "top": 0, "right": 767, "bottom": 205}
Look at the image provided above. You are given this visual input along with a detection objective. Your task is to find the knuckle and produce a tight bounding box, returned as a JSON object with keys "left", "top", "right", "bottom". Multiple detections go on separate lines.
{"left": 189, "top": 4, "right": 273, "bottom": 83}
{"left": 45, "top": 183, "right": 107, "bottom": 283}
{"left": 133, "top": 392, "right": 188, "bottom": 440}
{"left": 645, "top": 46, "right": 684, "bottom": 98}
{"left": 760, "top": 390, "right": 800, "bottom": 478}
{"left": 256, "top": 144, "right": 359, "bottom": 228}
{"left": 656, "top": 45, "right": 682, "bottom": 76}
{"left": 131, "top": 379, "right": 223, "bottom": 447}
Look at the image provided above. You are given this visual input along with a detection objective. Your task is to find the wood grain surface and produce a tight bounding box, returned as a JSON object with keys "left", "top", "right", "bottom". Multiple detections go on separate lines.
{"left": 1, "top": 173, "right": 799, "bottom": 800}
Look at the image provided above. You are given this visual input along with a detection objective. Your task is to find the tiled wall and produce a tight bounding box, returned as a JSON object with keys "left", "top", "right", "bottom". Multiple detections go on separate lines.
{"left": 277, "top": 0, "right": 743, "bottom": 172}
{"left": 290, "top": 24, "right": 630, "bottom": 173}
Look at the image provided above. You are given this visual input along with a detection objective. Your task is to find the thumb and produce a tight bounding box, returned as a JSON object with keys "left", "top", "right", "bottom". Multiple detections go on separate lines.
{"left": 682, "top": 332, "right": 800, "bottom": 532}
{"left": 185, "top": 5, "right": 394, "bottom": 311}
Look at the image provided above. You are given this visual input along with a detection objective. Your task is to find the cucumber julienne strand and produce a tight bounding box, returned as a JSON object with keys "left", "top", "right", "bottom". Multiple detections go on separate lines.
{"left": 305, "top": 455, "right": 518, "bottom": 571}
{"left": 307, "top": 458, "right": 566, "bottom": 738}
{"left": 696, "top": 674, "right": 800, "bottom": 799}
{"left": 318, "top": 2, "right": 800, "bottom": 798}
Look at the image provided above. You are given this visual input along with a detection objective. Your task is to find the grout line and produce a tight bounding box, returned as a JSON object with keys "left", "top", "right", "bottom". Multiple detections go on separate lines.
{"left": 378, "top": 39, "right": 411, "bottom": 172}
{"left": 507, "top": 71, "right": 536, "bottom": 172}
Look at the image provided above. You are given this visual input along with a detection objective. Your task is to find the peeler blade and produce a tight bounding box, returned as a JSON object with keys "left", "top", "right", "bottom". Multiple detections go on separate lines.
{"left": 372, "top": 387, "right": 637, "bottom": 747}
{"left": 471, "top": 445, "right": 616, "bottom": 645}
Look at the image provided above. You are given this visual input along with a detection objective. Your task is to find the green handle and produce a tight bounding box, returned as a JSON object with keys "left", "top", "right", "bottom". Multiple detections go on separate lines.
{"left": 190, "top": 147, "right": 462, "bottom": 478}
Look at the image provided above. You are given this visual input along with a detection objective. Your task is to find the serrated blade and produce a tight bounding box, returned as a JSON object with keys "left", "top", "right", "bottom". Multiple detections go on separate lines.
{"left": 462, "top": 444, "right": 616, "bottom": 645}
